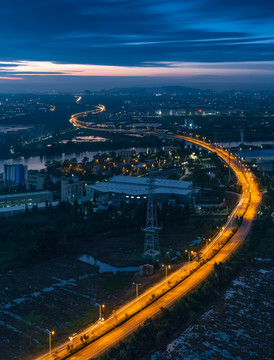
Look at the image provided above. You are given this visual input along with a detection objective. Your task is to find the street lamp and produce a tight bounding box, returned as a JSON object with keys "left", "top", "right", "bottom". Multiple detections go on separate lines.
{"left": 98, "top": 303, "right": 105, "bottom": 334}
{"left": 48, "top": 330, "right": 54, "bottom": 359}
{"left": 185, "top": 249, "right": 191, "bottom": 267}
{"left": 132, "top": 282, "right": 141, "bottom": 301}
{"left": 162, "top": 264, "right": 171, "bottom": 285}
{"left": 99, "top": 304, "right": 105, "bottom": 322}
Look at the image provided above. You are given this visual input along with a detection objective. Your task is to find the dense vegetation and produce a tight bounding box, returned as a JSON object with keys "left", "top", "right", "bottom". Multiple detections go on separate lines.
{"left": 0, "top": 201, "right": 189, "bottom": 273}
{"left": 0, "top": 196, "right": 226, "bottom": 274}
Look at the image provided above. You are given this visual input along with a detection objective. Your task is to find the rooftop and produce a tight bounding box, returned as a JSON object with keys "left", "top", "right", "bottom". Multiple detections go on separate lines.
{"left": 87, "top": 175, "right": 193, "bottom": 196}
{"left": 108, "top": 175, "right": 192, "bottom": 189}
{"left": 0, "top": 190, "right": 52, "bottom": 200}
{"left": 239, "top": 149, "right": 274, "bottom": 160}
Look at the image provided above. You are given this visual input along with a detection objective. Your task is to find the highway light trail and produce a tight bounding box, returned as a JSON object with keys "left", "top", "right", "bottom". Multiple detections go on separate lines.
{"left": 35, "top": 130, "right": 262, "bottom": 360}
{"left": 69, "top": 104, "right": 106, "bottom": 128}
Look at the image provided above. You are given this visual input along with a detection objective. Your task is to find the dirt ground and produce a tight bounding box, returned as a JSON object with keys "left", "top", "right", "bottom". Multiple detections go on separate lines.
{"left": 153, "top": 258, "right": 274, "bottom": 360}
{"left": 0, "top": 251, "right": 183, "bottom": 360}
{"left": 0, "top": 257, "right": 99, "bottom": 360}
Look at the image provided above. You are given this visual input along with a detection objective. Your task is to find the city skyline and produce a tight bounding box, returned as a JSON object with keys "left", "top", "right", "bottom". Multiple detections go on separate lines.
{"left": 0, "top": 0, "right": 274, "bottom": 91}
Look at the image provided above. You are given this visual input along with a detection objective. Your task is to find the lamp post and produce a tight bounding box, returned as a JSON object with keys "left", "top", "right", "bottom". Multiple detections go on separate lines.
{"left": 162, "top": 264, "right": 171, "bottom": 285}
{"left": 220, "top": 226, "right": 225, "bottom": 245}
{"left": 99, "top": 304, "right": 105, "bottom": 322}
{"left": 185, "top": 249, "right": 191, "bottom": 267}
{"left": 48, "top": 330, "right": 54, "bottom": 359}
{"left": 132, "top": 282, "right": 141, "bottom": 302}
{"left": 98, "top": 304, "right": 105, "bottom": 333}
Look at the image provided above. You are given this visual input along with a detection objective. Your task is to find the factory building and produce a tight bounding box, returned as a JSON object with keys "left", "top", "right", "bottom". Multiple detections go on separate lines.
{"left": 0, "top": 190, "right": 53, "bottom": 208}
{"left": 86, "top": 175, "right": 194, "bottom": 207}
{"left": 239, "top": 149, "right": 274, "bottom": 173}
{"left": 239, "top": 149, "right": 274, "bottom": 163}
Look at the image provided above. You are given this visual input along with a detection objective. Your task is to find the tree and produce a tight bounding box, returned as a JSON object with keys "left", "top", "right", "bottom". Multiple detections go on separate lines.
{"left": 156, "top": 330, "right": 166, "bottom": 347}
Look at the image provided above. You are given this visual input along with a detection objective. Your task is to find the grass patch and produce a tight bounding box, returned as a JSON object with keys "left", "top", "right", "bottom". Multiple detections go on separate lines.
{"left": 103, "top": 273, "right": 132, "bottom": 291}
{"left": 66, "top": 308, "right": 97, "bottom": 331}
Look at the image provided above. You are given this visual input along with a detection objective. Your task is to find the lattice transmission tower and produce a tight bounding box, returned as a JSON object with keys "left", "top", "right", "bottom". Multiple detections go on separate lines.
{"left": 142, "top": 177, "right": 162, "bottom": 258}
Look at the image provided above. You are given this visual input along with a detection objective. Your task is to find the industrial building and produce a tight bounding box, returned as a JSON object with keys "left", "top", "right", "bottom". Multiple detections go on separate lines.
{"left": 239, "top": 149, "right": 274, "bottom": 172}
{"left": 0, "top": 190, "right": 53, "bottom": 208}
{"left": 0, "top": 201, "right": 58, "bottom": 217}
{"left": 86, "top": 175, "right": 194, "bottom": 207}
{"left": 239, "top": 149, "right": 274, "bottom": 163}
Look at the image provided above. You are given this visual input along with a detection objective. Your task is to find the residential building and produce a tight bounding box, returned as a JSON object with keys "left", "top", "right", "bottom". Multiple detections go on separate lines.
{"left": 119, "top": 149, "right": 136, "bottom": 162}
{"left": 61, "top": 176, "right": 84, "bottom": 203}
{"left": 26, "top": 171, "right": 46, "bottom": 190}
{"left": 4, "top": 163, "right": 27, "bottom": 187}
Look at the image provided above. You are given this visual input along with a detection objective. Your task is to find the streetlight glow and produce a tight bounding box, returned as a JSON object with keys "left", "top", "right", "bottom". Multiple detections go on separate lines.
{"left": 162, "top": 264, "right": 171, "bottom": 285}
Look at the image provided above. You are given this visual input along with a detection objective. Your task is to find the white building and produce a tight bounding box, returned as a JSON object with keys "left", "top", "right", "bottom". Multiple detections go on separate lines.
{"left": 61, "top": 176, "right": 84, "bottom": 203}
{"left": 86, "top": 175, "right": 194, "bottom": 207}
{"left": 26, "top": 172, "right": 46, "bottom": 190}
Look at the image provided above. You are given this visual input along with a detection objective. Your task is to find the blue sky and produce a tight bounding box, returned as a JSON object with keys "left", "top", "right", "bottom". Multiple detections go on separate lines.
{"left": 0, "top": 0, "right": 274, "bottom": 91}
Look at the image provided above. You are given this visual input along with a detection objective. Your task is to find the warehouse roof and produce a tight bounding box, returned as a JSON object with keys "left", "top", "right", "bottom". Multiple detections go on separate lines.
{"left": 239, "top": 149, "right": 274, "bottom": 159}
{"left": 0, "top": 190, "right": 52, "bottom": 200}
{"left": 108, "top": 175, "right": 192, "bottom": 189}
{"left": 87, "top": 175, "right": 193, "bottom": 196}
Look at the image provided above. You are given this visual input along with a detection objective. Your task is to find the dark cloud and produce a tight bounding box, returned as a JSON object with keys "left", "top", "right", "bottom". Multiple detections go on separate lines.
{"left": 0, "top": 0, "right": 273, "bottom": 90}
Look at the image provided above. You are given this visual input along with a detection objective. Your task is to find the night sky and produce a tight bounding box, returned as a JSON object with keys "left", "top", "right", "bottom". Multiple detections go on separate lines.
{"left": 0, "top": 0, "right": 273, "bottom": 91}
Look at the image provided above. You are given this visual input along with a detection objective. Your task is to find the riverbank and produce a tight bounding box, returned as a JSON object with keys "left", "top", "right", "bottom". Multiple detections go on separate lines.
{"left": 0, "top": 147, "right": 153, "bottom": 173}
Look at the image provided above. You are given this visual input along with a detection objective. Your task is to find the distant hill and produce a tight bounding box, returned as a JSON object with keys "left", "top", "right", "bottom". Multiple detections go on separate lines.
{"left": 106, "top": 86, "right": 203, "bottom": 95}
{"left": 80, "top": 86, "right": 208, "bottom": 96}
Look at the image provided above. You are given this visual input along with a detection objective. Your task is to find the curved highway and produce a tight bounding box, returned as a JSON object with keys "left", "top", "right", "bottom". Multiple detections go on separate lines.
{"left": 69, "top": 104, "right": 106, "bottom": 128}
{"left": 35, "top": 131, "right": 261, "bottom": 360}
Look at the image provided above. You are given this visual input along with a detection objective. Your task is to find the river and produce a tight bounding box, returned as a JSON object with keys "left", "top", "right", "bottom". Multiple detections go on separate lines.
{"left": 218, "top": 140, "right": 274, "bottom": 148}
{"left": 0, "top": 147, "right": 152, "bottom": 173}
